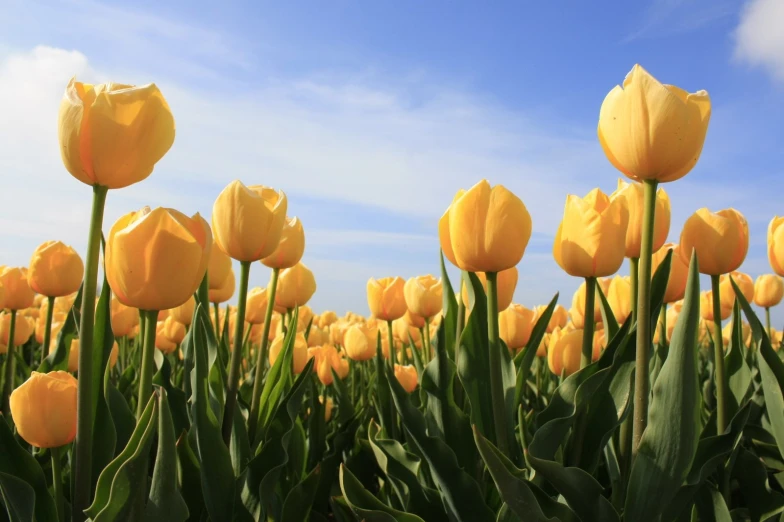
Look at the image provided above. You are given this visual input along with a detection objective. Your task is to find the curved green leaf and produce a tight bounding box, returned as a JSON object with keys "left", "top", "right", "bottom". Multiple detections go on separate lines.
{"left": 0, "top": 472, "right": 34, "bottom": 522}
{"left": 340, "top": 465, "right": 425, "bottom": 522}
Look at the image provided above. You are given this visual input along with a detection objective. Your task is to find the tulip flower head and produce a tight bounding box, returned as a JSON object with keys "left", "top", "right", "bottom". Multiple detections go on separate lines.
{"left": 0, "top": 267, "right": 35, "bottom": 310}
{"left": 499, "top": 303, "right": 535, "bottom": 352}
{"left": 754, "top": 274, "right": 784, "bottom": 308}
{"left": 10, "top": 371, "right": 78, "bottom": 448}
{"left": 680, "top": 208, "right": 749, "bottom": 276}
{"left": 367, "top": 276, "right": 407, "bottom": 321}
{"left": 269, "top": 332, "right": 310, "bottom": 374}
{"left": 404, "top": 275, "right": 443, "bottom": 320}
{"left": 27, "top": 241, "right": 84, "bottom": 297}
{"left": 611, "top": 179, "right": 670, "bottom": 258}
{"left": 343, "top": 324, "right": 377, "bottom": 361}
{"left": 262, "top": 216, "right": 305, "bottom": 269}
{"left": 394, "top": 364, "right": 418, "bottom": 393}
{"left": 276, "top": 263, "right": 317, "bottom": 309}
{"left": 651, "top": 243, "right": 690, "bottom": 303}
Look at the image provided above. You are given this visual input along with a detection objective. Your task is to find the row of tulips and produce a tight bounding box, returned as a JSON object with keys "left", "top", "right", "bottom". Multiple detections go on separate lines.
{"left": 3, "top": 63, "right": 784, "bottom": 522}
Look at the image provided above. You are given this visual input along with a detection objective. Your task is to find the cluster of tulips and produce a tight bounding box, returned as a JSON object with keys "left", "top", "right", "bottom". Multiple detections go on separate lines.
{"left": 3, "top": 64, "right": 784, "bottom": 522}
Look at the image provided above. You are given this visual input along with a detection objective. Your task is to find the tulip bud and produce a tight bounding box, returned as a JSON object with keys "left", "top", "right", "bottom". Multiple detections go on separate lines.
{"left": 499, "top": 304, "right": 535, "bottom": 352}
{"left": 392, "top": 318, "right": 422, "bottom": 349}
{"left": 344, "top": 324, "right": 377, "bottom": 361}
{"left": 532, "top": 304, "right": 569, "bottom": 333}
{"left": 611, "top": 179, "right": 670, "bottom": 258}
{"left": 754, "top": 274, "right": 784, "bottom": 308}
{"left": 700, "top": 291, "right": 731, "bottom": 322}
{"left": 261, "top": 216, "right": 305, "bottom": 269}
{"left": 651, "top": 243, "right": 690, "bottom": 303}
{"left": 598, "top": 64, "right": 711, "bottom": 183}
{"left": 606, "top": 275, "right": 632, "bottom": 324}
{"left": 212, "top": 181, "right": 287, "bottom": 262}
{"left": 106, "top": 207, "right": 211, "bottom": 311}
{"left": 553, "top": 188, "right": 629, "bottom": 278}
{"left": 317, "top": 311, "right": 338, "bottom": 329}
{"left": 163, "top": 315, "right": 186, "bottom": 345}
{"left": 275, "top": 263, "right": 317, "bottom": 309}
{"left": 269, "top": 332, "right": 310, "bottom": 374}
{"left": 307, "top": 344, "right": 344, "bottom": 385}
{"left": 245, "top": 287, "right": 268, "bottom": 324}
{"left": 718, "top": 271, "right": 754, "bottom": 311}
{"left": 394, "top": 364, "right": 419, "bottom": 393}
{"left": 367, "top": 277, "right": 407, "bottom": 321}
{"left": 680, "top": 208, "right": 749, "bottom": 276}
{"left": 10, "top": 371, "right": 77, "bottom": 448}
{"left": 27, "top": 241, "right": 84, "bottom": 297}
{"left": 404, "top": 275, "right": 443, "bottom": 320}
{"left": 58, "top": 79, "right": 175, "bottom": 189}
{"left": 210, "top": 268, "right": 235, "bottom": 304}
{"left": 155, "top": 320, "right": 177, "bottom": 354}
{"left": 110, "top": 296, "right": 140, "bottom": 338}
{"left": 0, "top": 267, "right": 35, "bottom": 310}
{"left": 0, "top": 313, "right": 34, "bottom": 347}
{"left": 547, "top": 328, "right": 583, "bottom": 377}
{"left": 439, "top": 180, "right": 532, "bottom": 273}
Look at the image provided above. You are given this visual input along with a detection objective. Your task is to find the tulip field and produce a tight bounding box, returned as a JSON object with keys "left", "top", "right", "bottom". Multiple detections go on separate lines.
{"left": 4, "top": 64, "right": 784, "bottom": 522}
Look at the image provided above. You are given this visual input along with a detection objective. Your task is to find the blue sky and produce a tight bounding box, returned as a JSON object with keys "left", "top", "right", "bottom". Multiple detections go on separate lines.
{"left": 1, "top": 0, "right": 783, "bottom": 325}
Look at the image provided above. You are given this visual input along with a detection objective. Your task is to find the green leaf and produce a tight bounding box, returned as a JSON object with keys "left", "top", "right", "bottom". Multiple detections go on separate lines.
{"left": 733, "top": 448, "right": 784, "bottom": 521}
{"left": 280, "top": 465, "right": 321, "bottom": 522}
{"left": 624, "top": 250, "right": 702, "bottom": 522}
{"left": 176, "top": 430, "right": 205, "bottom": 520}
{"left": 152, "top": 356, "right": 190, "bottom": 437}
{"left": 340, "top": 465, "right": 425, "bottom": 522}
{"left": 312, "top": 416, "right": 360, "bottom": 515}
{"left": 693, "top": 485, "right": 732, "bottom": 522}
{"left": 0, "top": 416, "right": 57, "bottom": 522}
{"left": 331, "top": 367, "right": 355, "bottom": 424}
{"left": 386, "top": 365, "right": 495, "bottom": 521}
{"left": 85, "top": 392, "right": 159, "bottom": 521}
{"left": 649, "top": 249, "right": 673, "bottom": 335}
{"left": 595, "top": 282, "right": 619, "bottom": 340}
{"left": 514, "top": 293, "right": 558, "bottom": 411}
{"left": 37, "top": 284, "right": 83, "bottom": 373}
{"left": 439, "top": 251, "right": 459, "bottom": 359}
{"left": 725, "top": 300, "right": 752, "bottom": 421}
{"left": 0, "top": 472, "right": 34, "bottom": 522}
{"left": 145, "top": 388, "right": 189, "bottom": 521}
{"left": 374, "top": 330, "right": 395, "bottom": 437}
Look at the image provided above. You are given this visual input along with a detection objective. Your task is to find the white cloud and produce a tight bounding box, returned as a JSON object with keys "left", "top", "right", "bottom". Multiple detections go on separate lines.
{"left": 734, "top": 0, "right": 784, "bottom": 82}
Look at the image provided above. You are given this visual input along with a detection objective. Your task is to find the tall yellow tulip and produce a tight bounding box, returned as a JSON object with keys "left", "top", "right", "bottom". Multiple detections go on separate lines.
{"left": 367, "top": 277, "right": 407, "bottom": 322}
{"left": 403, "top": 275, "right": 443, "bottom": 320}
{"left": 276, "top": 263, "right": 317, "bottom": 309}
{"left": 680, "top": 208, "right": 749, "bottom": 277}
{"left": 768, "top": 217, "right": 784, "bottom": 276}
{"left": 28, "top": 241, "right": 84, "bottom": 298}
{"left": 754, "top": 274, "right": 784, "bottom": 338}
{"left": 606, "top": 275, "right": 632, "bottom": 324}
{"left": 499, "top": 304, "right": 535, "bottom": 352}
{"left": 10, "top": 371, "right": 77, "bottom": 448}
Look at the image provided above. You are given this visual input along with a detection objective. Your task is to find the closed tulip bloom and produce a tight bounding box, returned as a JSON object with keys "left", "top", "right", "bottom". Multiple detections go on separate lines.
{"left": 262, "top": 216, "right": 305, "bottom": 269}
{"left": 651, "top": 243, "right": 690, "bottom": 303}
{"left": 680, "top": 209, "right": 749, "bottom": 276}
{"left": 404, "top": 275, "right": 443, "bottom": 320}
{"left": 212, "top": 181, "right": 287, "bottom": 262}
{"left": 68, "top": 339, "right": 118, "bottom": 372}
{"left": 533, "top": 304, "right": 569, "bottom": 333}
{"left": 548, "top": 329, "right": 583, "bottom": 377}
{"left": 106, "top": 207, "right": 211, "bottom": 311}
{"left": 499, "top": 304, "right": 535, "bottom": 352}
{"left": 569, "top": 278, "right": 612, "bottom": 329}
{"left": 58, "top": 79, "right": 175, "bottom": 189}
{"left": 462, "top": 268, "right": 518, "bottom": 311}
{"left": 210, "top": 268, "right": 235, "bottom": 304}
{"left": 607, "top": 275, "right": 632, "bottom": 324}
{"left": 208, "top": 247, "right": 232, "bottom": 290}
{"left": 0, "top": 313, "right": 34, "bottom": 347}
{"left": 308, "top": 326, "right": 326, "bottom": 347}
{"left": 754, "top": 274, "right": 784, "bottom": 308}
{"left": 553, "top": 188, "right": 629, "bottom": 278}
{"left": 245, "top": 287, "right": 268, "bottom": 324}
{"left": 307, "top": 344, "right": 344, "bottom": 385}
{"left": 598, "top": 64, "right": 711, "bottom": 183}
{"left": 269, "top": 332, "right": 310, "bottom": 374}
{"left": 718, "top": 272, "right": 754, "bottom": 311}
{"left": 27, "top": 241, "right": 84, "bottom": 297}
{"left": 163, "top": 315, "right": 186, "bottom": 345}
{"left": 367, "top": 277, "right": 407, "bottom": 321}
{"left": 343, "top": 324, "right": 377, "bottom": 361}
{"left": 700, "top": 291, "right": 731, "bottom": 322}
{"left": 392, "top": 317, "right": 423, "bottom": 349}
{"left": 439, "top": 180, "right": 532, "bottom": 273}
{"left": 10, "top": 371, "right": 77, "bottom": 448}
{"left": 394, "top": 364, "right": 418, "bottom": 393}
{"left": 0, "top": 267, "right": 35, "bottom": 310}
{"left": 611, "top": 180, "right": 670, "bottom": 258}
{"left": 329, "top": 321, "right": 349, "bottom": 346}
{"left": 170, "top": 295, "right": 195, "bottom": 326}
{"left": 155, "top": 321, "right": 178, "bottom": 354}
{"left": 318, "top": 311, "right": 339, "bottom": 329}
{"left": 110, "top": 296, "right": 139, "bottom": 337}
{"left": 276, "top": 263, "right": 317, "bottom": 309}
{"left": 768, "top": 217, "right": 784, "bottom": 276}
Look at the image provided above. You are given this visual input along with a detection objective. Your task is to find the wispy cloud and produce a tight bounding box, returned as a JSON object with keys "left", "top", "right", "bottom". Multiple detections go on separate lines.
{"left": 733, "top": 0, "right": 784, "bottom": 82}
{"left": 623, "top": 0, "right": 735, "bottom": 43}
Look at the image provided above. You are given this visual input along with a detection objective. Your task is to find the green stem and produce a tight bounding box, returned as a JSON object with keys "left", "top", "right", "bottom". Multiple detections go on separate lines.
{"left": 632, "top": 179, "right": 657, "bottom": 456}
{"left": 581, "top": 277, "right": 596, "bottom": 368}
{"left": 486, "top": 271, "right": 511, "bottom": 456}
{"left": 424, "top": 319, "right": 432, "bottom": 361}
{"left": 136, "top": 310, "right": 158, "bottom": 419}
{"left": 766, "top": 307, "right": 772, "bottom": 342}
{"left": 213, "top": 303, "right": 221, "bottom": 339}
{"left": 222, "top": 260, "right": 251, "bottom": 444}
{"left": 630, "top": 258, "right": 639, "bottom": 324}
{"left": 711, "top": 274, "right": 728, "bottom": 434}
{"left": 660, "top": 304, "right": 668, "bottom": 347}
{"left": 51, "top": 445, "right": 64, "bottom": 522}
{"left": 387, "top": 320, "right": 397, "bottom": 367}
{"left": 2, "top": 310, "right": 17, "bottom": 422}
{"left": 72, "top": 184, "right": 107, "bottom": 522}
{"left": 43, "top": 296, "right": 55, "bottom": 364}
{"left": 248, "top": 267, "right": 280, "bottom": 442}
{"left": 197, "top": 272, "right": 209, "bottom": 311}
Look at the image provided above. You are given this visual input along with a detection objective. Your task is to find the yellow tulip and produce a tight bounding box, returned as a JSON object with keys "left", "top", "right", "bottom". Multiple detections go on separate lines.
{"left": 269, "top": 332, "right": 310, "bottom": 374}
{"left": 611, "top": 179, "right": 670, "bottom": 258}
{"left": 208, "top": 246, "right": 232, "bottom": 290}
{"left": 0, "top": 267, "right": 35, "bottom": 310}
{"left": 9, "top": 371, "right": 77, "bottom": 448}
{"left": 651, "top": 243, "right": 690, "bottom": 303}
{"left": 245, "top": 287, "right": 268, "bottom": 325}
{"left": 307, "top": 326, "right": 326, "bottom": 347}
{"left": 598, "top": 64, "right": 711, "bottom": 183}
{"left": 392, "top": 317, "right": 423, "bottom": 349}
{"left": 499, "top": 304, "right": 535, "bottom": 352}
{"left": 343, "top": 324, "right": 377, "bottom": 361}
{"left": 461, "top": 268, "right": 518, "bottom": 312}
{"left": 569, "top": 278, "right": 611, "bottom": 329}
{"left": 394, "top": 364, "right": 419, "bottom": 393}
{"left": 0, "top": 313, "right": 34, "bottom": 347}
{"left": 27, "top": 241, "right": 84, "bottom": 297}
{"left": 680, "top": 208, "right": 749, "bottom": 276}
{"left": 170, "top": 295, "right": 196, "bottom": 327}
{"left": 275, "top": 263, "right": 317, "bottom": 309}
{"left": 155, "top": 320, "right": 178, "bottom": 354}
{"left": 722, "top": 321, "right": 752, "bottom": 349}
{"left": 768, "top": 217, "right": 784, "bottom": 276}
{"left": 532, "top": 304, "right": 569, "bottom": 333}
{"left": 606, "top": 275, "right": 632, "bottom": 324}
{"left": 211, "top": 180, "right": 287, "bottom": 262}
{"left": 439, "top": 179, "right": 532, "bottom": 273}
{"left": 404, "top": 275, "right": 443, "bottom": 320}
{"left": 36, "top": 311, "right": 66, "bottom": 346}
{"left": 700, "top": 291, "right": 731, "bottom": 323}
{"left": 106, "top": 207, "right": 211, "bottom": 311}
{"left": 68, "top": 339, "right": 118, "bottom": 373}
{"left": 261, "top": 216, "right": 305, "bottom": 269}
{"left": 58, "top": 79, "right": 175, "bottom": 189}
{"left": 547, "top": 328, "right": 583, "bottom": 377}
{"left": 163, "top": 315, "right": 186, "bottom": 345}
{"left": 718, "top": 271, "right": 754, "bottom": 311}
{"left": 307, "top": 344, "right": 345, "bottom": 386}
{"left": 210, "top": 268, "right": 235, "bottom": 304}
{"left": 317, "top": 311, "right": 339, "bottom": 329}
{"left": 402, "top": 309, "right": 426, "bottom": 329}
{"left": 367, "top": 276, "right": 407, "bottom": 321}
{"left": 110, "top": 296, "right": 139, "bottom": 338}
{"left": 553, "top": 188, "right": 629, "bottom": 278}
{"left": 320, "top": 396, "right": 335, "bottom": 422}
{"left": 296, "top": 305, "right": 314, "bottom": 332}
{"left": 754, "top": 274, "right": 784, "bottom": 308}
